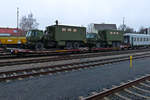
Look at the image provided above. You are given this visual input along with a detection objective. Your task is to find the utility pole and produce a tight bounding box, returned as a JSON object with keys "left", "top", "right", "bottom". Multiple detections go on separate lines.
{"left": 17, "top": 8, "right": 19, "bottom": 38}
{"left": 123, "top": 17, "right": 125, "bottom": 32}
{"left": 17, "top": 8, "right": 19, "bottom": 29}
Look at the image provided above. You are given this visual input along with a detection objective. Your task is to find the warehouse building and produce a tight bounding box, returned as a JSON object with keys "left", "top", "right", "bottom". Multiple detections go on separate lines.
{"left": 87, "top": 23, "right": 117, "bottom": 34}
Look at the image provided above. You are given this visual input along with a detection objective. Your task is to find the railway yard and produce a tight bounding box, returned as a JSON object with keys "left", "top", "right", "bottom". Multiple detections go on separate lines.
{"left": 0, "top": 22, "right": 150, "bottom": 100}
{"left": 0, "top": 48, "right": 149, "bottom": 100}
{"left": 1, "top": 0, "right": 150, "bottom": 99}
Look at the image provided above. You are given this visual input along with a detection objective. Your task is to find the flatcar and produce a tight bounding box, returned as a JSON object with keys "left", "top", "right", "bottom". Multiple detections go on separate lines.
{"left": 124, "top": 33, "right": 150, "bottom": 48}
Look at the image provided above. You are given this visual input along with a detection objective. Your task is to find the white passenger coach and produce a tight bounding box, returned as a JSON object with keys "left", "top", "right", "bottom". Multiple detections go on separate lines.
{"left": 124, "top": 33, "right": 150, "bottom": 47}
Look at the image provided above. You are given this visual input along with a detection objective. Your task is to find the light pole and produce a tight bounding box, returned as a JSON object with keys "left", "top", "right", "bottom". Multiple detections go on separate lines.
{"left": 17, "top": 8, "right": 19, "bottom": 29}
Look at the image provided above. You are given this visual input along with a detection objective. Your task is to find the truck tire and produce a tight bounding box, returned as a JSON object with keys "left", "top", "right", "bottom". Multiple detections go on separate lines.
{"left": 66, "top": 42, "right": 73, "bottom": 49}
{"left": 96, "top": 42, "right": 101, "bottom": 48}
{"left": 35, "top": 42, "right": 44, "bottom": 50}
{"left": 73, "top": 42, "right": 80, "bottom": 49}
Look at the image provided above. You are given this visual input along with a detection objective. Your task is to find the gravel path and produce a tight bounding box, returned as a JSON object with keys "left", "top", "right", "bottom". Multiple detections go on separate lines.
{"left": 0, "top": 57, "right": 150, "bottom": 100}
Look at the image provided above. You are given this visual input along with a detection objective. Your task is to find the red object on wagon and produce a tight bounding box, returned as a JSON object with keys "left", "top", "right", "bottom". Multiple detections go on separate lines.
{"left": 0, "top": 27, "right": 25, "bottom": 36}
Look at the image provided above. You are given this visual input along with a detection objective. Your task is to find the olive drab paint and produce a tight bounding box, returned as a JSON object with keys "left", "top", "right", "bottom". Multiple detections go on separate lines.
{"left": 26, "top": 25, "right": 86, "bottom": 49}
{"left": 87, "top": 29, "right": 124, "bottom": 48}
{"left": 44, "top": 25, "right": 86, "bottom": 47}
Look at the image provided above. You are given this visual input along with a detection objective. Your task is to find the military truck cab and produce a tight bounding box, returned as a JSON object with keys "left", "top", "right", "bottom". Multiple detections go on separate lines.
{"left": 26, "top": 30, "right": 44, "bottom": 49}
{"left": 86, "top": 33, "right": 102, "bottom": 48}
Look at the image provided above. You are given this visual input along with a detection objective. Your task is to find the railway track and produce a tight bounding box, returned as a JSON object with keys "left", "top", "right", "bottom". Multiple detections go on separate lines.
{"left": 81, "top": 74, "right": 150, "bottom": 100}
{"left": 1, "top": 49, "right": 150, "bottom": 67}
{"left": 0, "top": 53, "right": 150, "bottom": 83}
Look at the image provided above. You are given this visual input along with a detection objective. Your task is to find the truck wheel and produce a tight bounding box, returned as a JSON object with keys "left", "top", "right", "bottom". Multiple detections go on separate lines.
{"left": 35, "top": 42, "right": 44, "bottom": 50}
{"left": 66, "top": 42, "right": 73, "bottom": 49}
{"left": 73, "top": 42, "right": 80, "bottom": 49}
{"left": 96, "top": 42, "right": 101, "bottom": 48}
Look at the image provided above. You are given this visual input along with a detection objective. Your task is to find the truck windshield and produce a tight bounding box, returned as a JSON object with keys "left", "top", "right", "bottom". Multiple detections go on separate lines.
{"left": 26, "top": 31, "right": 32, "bottom": 37}
{"left": 26, "top": 31, "right": 39, "bottom": 37}
{"left": 86, "top": 33, "right": 97, "bottom": 39}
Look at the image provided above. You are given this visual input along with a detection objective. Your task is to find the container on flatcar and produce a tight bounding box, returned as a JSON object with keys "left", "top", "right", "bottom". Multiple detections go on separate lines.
{"left": 44, "top": 25, "right": 86, "bottom": 48}
{"left": 99, "top": 30, "right": 124, "bottom": 47}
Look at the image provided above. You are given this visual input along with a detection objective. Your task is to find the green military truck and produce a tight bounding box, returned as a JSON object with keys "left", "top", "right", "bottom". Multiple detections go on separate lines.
{"left": 86, "top": 29, "right": 123, "bottom": 48}
{"left": 26, "top": 29, "right": 44, "bottom": 49}
{"left": 26, "top": 24, "right": 86, "bottom": 50}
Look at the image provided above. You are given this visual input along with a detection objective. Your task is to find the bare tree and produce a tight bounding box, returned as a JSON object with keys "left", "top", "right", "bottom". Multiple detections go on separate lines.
{"left": 118, "top": 24, "right": 134, "bottom": 33}
{"left": 125, "top": 27, "right": 134, "bottom": 33}
{"left": 20, "top": 13, "right": 39, "bottom": 31}
{"left": 118, "top": 24, "right": 126, "bottom": 31}
{"left": 139, "top": 26, "right": 146, "bottom": 34}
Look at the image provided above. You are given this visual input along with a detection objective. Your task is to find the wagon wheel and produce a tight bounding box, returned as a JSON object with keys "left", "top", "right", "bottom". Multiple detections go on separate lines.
{"left": 73, "top": 42, "right": 80, "bottom": 49}
{"left": 66, "top": 42, "right": 73, "bottom": 49}
{"left": 35, "top": 42, "right": 44, "bottom": 50}
{"left": 96, "top": 42, "right": 101, "bottom": 48}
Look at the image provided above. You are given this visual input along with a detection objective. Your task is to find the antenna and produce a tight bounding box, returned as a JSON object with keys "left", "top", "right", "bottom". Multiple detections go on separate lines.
{"left": 123, "top": 17, "right": 125, "bottom": 32}
{"left": 55, "top": 20, "right": 58, "bottom": 25}
{"left": 17, "top": 8, "right": 19, "bottom": 29}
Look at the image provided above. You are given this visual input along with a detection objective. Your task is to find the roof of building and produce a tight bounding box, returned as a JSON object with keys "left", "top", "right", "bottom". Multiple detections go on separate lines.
{"left": 94, "top": 24, "right": 117, "bottom": 31}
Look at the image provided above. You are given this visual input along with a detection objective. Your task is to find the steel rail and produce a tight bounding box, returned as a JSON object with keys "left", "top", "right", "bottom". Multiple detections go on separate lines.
{"left": 1, "top": 49, "right": 150, "bottom": 67}
{"left": 82, "top": 75, "right": 150, "bottom": 100}
{"left": 0, "top": 54, "right": 150, "bottom": 82}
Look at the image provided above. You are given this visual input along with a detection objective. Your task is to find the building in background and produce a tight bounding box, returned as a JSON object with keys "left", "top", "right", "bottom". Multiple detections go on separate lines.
{"left": 87, "top": 23, "right": 117, "bottom": 34}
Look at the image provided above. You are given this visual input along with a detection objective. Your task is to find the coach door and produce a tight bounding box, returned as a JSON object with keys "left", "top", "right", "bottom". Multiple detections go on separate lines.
{"left": 131, "top": 37, "right": 134, "bottom": 47}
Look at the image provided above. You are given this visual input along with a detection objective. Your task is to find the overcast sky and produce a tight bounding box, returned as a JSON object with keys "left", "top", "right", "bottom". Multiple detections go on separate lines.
{"left": 0, "top": 0, "right": 150, "bottom": 30}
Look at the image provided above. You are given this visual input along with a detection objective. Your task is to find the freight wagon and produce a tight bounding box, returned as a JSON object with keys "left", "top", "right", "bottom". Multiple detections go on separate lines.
{"left": 0, "top": 36, "right": 26, "bottom": 46}
{"left": 0, "top": 28, "right": 26, "bottom": 48}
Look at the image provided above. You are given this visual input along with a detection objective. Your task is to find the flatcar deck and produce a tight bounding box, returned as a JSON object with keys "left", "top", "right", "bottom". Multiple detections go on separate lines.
{"left": 8, "top": 47, "right": 120, "bottom": 55}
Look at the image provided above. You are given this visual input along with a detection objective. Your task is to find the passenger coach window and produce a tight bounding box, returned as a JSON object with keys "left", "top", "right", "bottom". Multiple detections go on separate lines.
{"left": 134, "top": 37, "right": 136, "bottom": 41}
